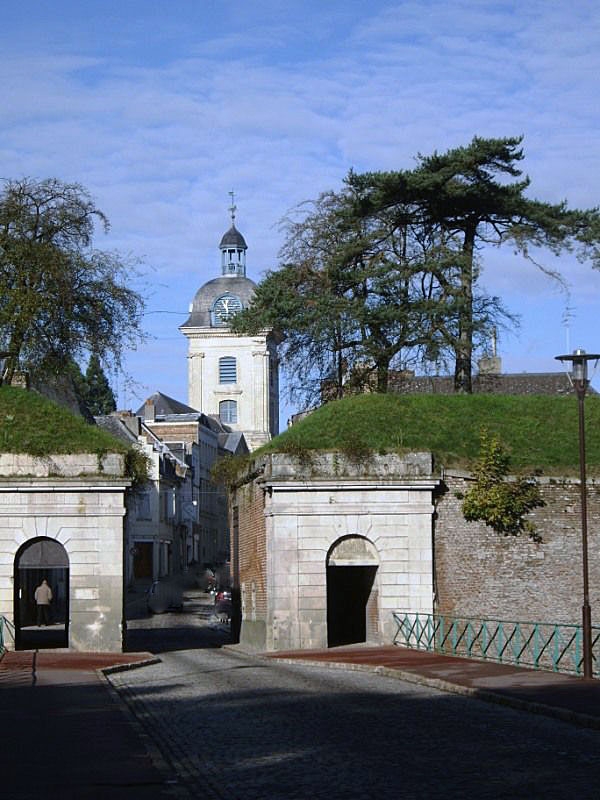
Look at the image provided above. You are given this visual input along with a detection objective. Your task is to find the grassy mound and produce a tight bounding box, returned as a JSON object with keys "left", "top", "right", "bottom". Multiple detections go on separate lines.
{"left": 261, "top": 393, "right": 600, "bottom": 475}
{"left": 0, "top": 385, "right": 129, "bottom": 457}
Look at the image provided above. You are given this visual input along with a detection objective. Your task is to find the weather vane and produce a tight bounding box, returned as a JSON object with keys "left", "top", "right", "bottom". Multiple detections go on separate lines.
{"left": 228, "top": 190, "right": 236, "bottom": 225}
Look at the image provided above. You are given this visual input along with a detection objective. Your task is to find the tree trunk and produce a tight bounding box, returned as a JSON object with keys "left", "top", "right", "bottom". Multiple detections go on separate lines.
{"left": 454, "top": 225, "right": 475, "bottom": 393}
{"left": 376, "top": 357, "right": 390, "bottom": 393}
{"left": 336, "top": 347, "right": 344, "bottom": 399}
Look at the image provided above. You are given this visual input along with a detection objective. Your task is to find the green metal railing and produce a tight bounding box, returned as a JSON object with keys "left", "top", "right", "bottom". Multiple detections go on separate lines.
{"left": 393, "top": 611, "right": 600, "bottom": 677}
{"left": 0, "top": 615, "right": 15, "bottom": 656}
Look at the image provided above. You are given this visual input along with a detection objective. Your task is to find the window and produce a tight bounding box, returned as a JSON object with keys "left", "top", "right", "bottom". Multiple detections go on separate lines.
{"left": 219, "top": 356, "right": 237, "bottom": 384}
{"left": 159, "top": 488, "right": 175, "bottom": 522}
{"left": 135, "top": 490, "right": 151, "bottom": 520}
{"left": 219, "top": 399, "right": 237, "bottom": 424}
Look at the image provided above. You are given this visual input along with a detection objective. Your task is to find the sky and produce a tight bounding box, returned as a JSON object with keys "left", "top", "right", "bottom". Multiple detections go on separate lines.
{"left": 2, "top": 0, "right": 600, "bottom": 423}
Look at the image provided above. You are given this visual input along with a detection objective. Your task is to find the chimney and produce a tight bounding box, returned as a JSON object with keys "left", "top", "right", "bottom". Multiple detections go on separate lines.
{"left": 478, "top": 356, "right": 502, "bottom": 375}
{"left": 144, "top": 401, "right": 156, "bottom": 422}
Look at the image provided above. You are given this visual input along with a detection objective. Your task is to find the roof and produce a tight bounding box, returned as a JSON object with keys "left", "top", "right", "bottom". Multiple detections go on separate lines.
{"left": 180, "top": 275, "right": 257, "bottom": 328}
{"left": 136, "top": 394, "right": 248, "bottom": 450}
{"left": 94, "top": 415, "right": 139, "bottom": 444}
{"left": 219, "top": 224, "right": 247, "bottom": 250}
{"left": 218, "top": 430, "right": 249, "bottom": 456}
{"left": 388, "top": 371, "right": 580, "bottom": 396}
{"left": 135, "top": 392, "right": 200, "bottom": 416}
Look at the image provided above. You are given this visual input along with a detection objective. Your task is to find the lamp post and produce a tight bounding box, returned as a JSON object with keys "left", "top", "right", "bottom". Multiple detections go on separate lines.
{"left": 555, "top": 348, "right": 600, "bottom": 679}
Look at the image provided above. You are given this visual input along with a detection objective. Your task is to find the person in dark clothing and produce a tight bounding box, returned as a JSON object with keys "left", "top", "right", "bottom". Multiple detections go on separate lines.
{"left": 34, "top": 579, "right": 52, "bottom": 626}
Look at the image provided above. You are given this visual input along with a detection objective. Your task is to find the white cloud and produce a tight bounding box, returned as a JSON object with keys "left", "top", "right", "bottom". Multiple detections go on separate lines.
{"left": 1, "top": 0, "right": 600, "bottom": 411}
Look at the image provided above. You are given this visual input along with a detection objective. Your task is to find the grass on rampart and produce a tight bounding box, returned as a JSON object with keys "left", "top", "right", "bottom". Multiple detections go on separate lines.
{"left": 259, "top": 393, "right": 600, "bottom": 476}
{"left": 0, "top": 385, "right": 129, "bottom": 457}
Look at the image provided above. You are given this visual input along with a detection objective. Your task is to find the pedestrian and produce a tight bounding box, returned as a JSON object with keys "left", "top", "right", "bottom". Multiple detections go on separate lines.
{"left": 34, "top": 578, "right": 52, "bottom": 626}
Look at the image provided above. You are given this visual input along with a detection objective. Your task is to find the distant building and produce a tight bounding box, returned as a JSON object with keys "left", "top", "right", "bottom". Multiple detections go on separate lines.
{"left": 319, "top": 356, "right": 582, "bottom": 407}
{"left": 388, "top": 356, "right": 578, "bottom": 396}
{"left": 96, "top": 410, "right": 191, "bottom": 586}
{"left": 97, "top": 391, "right": 246, "bottom": 588}
{"left": 135, "top": 392, "right": 247, "bottom": 569}
{"left": 180, "top": 202, "right": 279, "bottom": 451}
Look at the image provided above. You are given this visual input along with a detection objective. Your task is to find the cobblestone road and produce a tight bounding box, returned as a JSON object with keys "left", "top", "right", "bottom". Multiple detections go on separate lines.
{"left": 111, "top": 593, "right": 600, "bottom": 799}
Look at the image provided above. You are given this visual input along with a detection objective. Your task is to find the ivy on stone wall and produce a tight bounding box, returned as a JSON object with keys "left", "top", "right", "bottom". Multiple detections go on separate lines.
{"left": 462, "top": 430, "right": 545, "bottom": 541}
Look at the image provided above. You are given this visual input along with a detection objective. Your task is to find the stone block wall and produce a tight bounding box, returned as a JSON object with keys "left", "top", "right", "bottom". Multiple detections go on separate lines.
{"left": 234, "top": 452, "right": 438, "bottom": 651}
{"left": 0, "top": 454, "right": 129, "bottom": 652}
{"left": 0, "top": 453, "right": 125, "bottom": 478}
{"left": 434, "top": 473, "right": 600, "bottom": 624}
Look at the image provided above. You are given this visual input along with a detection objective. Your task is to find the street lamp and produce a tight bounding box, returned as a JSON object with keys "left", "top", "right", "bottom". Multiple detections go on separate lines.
{"left": 555, "top": 348, "right": 600, "bottom": 679}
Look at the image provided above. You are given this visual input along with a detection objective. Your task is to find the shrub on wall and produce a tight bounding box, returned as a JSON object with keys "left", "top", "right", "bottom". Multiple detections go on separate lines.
{"left": 462, "top": 430, "right": 545, "bottom": 541}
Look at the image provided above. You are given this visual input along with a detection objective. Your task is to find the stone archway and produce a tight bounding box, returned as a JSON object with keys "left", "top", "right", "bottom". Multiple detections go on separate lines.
{"left": 326, "top": 536, "right": 379, "bottom": 648}
{"left": 14, "top": 537, "right": 69, "bottom": 650}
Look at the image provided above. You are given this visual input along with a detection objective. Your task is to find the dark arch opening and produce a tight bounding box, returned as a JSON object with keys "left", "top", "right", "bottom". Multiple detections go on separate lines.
{"left": 14, "top": 537, "right": 69, "bottom": 650}
{"left": 326, "top": 536, "right": 379, "bottom": 648}
{"left": 327, "top": 565, "right": 378, "bottom": 647}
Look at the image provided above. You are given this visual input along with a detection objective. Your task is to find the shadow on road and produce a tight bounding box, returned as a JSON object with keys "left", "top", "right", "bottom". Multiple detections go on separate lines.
{"left": 124, "top": 591, "right": 232, "bottom": 654}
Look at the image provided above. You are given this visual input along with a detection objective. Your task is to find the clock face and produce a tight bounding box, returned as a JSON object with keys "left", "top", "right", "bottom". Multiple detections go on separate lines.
{"left": 213, "top": 294, "right": 243, "bottom": 324}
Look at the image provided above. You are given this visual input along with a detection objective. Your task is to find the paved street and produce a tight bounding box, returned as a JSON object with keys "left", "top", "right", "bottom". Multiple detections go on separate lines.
{"left": 107, "top": 593, "right": 600, "bottom": 799}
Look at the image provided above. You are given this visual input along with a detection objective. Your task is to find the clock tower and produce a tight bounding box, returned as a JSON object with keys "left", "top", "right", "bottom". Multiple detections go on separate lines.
{"left": 180, "top": 201, "right": 279, "bottom": 451}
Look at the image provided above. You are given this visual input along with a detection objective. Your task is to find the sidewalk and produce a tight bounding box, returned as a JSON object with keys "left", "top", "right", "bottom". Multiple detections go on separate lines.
{"left": 0, "top": 650, "right": 179, "bottom": 800}
{"left": 266, "top": 644, "right": 600, "bottom": 729}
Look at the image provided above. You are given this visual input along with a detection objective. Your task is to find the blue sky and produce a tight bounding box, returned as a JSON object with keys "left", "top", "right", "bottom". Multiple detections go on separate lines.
{"left": 2, "top": 1, "right": 600, "bottom": 421}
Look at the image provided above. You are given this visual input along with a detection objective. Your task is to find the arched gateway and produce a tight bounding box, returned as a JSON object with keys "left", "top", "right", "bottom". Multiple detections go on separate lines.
{"left": 327, "top": 536, "right": 380, "bottom": 647}
{"left": 14, "top": 537, "right": 69, "bottom": 650}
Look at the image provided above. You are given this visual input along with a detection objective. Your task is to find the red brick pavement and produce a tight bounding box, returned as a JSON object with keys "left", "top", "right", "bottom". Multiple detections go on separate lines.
{"left": 267, "top": 644, "right": 600, "bottom": 726}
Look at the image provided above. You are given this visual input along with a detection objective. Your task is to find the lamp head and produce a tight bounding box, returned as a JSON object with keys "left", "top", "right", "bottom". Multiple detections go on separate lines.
{"left": 555, "top": 348, "right": 600, "bottom": 389}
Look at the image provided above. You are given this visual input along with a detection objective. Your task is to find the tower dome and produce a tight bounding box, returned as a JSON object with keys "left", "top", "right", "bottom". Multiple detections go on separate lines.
{"left": 182, "top": 274, "right": 256, "bottom": 328}
{"left": 219, "top": 192, "right": 248, "bottom": 277}
{"left": 219, "top": 225, "right": 247, "bottom": 250}
{"left": 180, "top": 194, "right": 255, "bottom": 328}
{"left": 180, "top": 195, "right": 279, "bottom": 451}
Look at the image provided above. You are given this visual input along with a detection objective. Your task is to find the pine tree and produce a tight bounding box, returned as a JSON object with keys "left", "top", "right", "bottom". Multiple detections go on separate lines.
{"left": 84, "top": 353, "right": 116, "bottom": 415}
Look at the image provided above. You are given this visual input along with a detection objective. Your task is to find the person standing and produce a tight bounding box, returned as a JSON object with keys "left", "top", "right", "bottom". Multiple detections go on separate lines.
{"left": 34, "top": 578, "right": 52, "bottom": 626}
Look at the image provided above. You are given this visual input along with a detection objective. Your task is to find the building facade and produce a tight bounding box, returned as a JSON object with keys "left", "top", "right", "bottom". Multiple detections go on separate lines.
{"left": 231, "top": 452, "right": 439, "bottom": 651}
{"left": 0, "top": 453, "right": 130, "bottom": 652}
{"left": 96, "top": 410, "right": 192, "bottom": 588}
{"left": 180, "top": 211, "right": 279, "bottom": 451}
{"left": 230, "top": 451, "right": 600, "bottom": 653}
{"left": 135, "top": 392, "right": 247, "bottom": 569}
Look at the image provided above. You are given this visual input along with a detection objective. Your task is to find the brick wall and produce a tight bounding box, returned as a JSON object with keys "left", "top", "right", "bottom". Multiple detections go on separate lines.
{"left": 388, "top": 372, "right": 574, "bottom": 396}
{"left": 435, "top": 474, "right": 600, "bottom": 624}
{"left": 143, "top": 422, "right": 201, "bottom": 442}
{"left": 233, "top": 479, "right": 267, "bottom": 625}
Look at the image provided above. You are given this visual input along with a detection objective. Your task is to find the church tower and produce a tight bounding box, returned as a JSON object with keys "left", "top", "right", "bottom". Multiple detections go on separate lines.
{"left": 179, "top": 198, "right": 279, "bottom": 451}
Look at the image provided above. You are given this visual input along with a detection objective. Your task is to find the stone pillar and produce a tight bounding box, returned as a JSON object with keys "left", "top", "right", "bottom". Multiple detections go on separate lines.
{"left": 252, "top": 350, "right": 267, "bottom": 433}
{"left": 188, "top": 351, "right": 204, "bottom": 412}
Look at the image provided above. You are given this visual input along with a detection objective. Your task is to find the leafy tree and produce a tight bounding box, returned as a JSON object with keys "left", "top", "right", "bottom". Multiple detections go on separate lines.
{"left": 462, "top": 430, "right": 545, "bottom": 541}
{"left": 353, "top": 136, "right": 600, "bottom": 391}
{"left": 83, "top": 353, "right": 117, "bottom": 415}
{"left": 0, "top": 177, "right": 145, "bottom": 386}
{"left": 233, "top": 183, "right": 509, "bottom": 404}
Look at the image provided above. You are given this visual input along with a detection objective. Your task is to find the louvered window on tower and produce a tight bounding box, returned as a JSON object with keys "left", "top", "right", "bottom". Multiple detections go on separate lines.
{"left": 219, "top": 356, "right": 237, "bottom": 384}
{"left": 219, "top": 399, "right": 238, "bottom": 424}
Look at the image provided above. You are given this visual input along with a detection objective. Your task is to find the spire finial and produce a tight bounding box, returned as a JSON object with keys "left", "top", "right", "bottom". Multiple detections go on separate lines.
{"left": 228, "top": 190, "right": 236, "bottom": 225}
